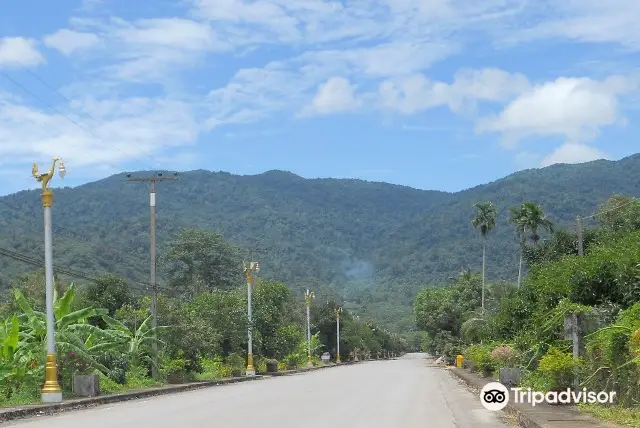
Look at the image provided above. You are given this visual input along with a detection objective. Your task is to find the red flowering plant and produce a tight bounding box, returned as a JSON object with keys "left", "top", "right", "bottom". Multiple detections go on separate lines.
{"left": 490, "top": 345, "right": 519, "bottom": 368}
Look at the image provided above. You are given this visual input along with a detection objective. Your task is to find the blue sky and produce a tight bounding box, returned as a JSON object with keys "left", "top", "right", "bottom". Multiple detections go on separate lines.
{"left": 0, "top": 0, "right": 639, "bottom": 196}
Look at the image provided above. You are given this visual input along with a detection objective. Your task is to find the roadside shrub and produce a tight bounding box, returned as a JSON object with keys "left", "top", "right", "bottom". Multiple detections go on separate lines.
{"left": 490, "top": 345, "right": 518, "bottom": 367}
{"left": 583, "top": 303, "right": 640, "bottom": 406}
{"left": 96, "top": 351, "right": 129, "bottom": 385}
{"left": 465, "top": 344, "right": 495, "bottom": 375}
{"left": 124, "top": 365, "right": 159, "bottom": 389}
{"left": 537, "top": 346, "right": 582, "bottom": 390}
{"left": 195, "top": 356, "right": 232, "bottom": 380}
{"left": 161, "top": 357, "right": 187, "bottom": 377}
{"left": 225, "top": 353, "right": 245, "bottom": 377}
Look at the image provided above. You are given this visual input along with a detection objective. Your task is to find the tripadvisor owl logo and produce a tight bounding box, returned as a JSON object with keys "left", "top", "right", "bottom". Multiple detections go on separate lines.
{"left": 480, "top": 381, "right": 617, "bottom": 410}
{"left": 480, "top": 382, "right": 509, "bottom": 411}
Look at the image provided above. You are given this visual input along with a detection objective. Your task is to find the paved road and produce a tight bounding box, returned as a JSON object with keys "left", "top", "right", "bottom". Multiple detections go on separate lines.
{"left": 7, "top": 354, "right": 510, "bottom": 427}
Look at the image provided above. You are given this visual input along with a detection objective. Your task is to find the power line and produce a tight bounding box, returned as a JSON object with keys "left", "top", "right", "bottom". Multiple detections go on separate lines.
{"left": 578, "top": 197, "right": 638, "bottom": 220}
{"left": 0, "top": 198, "right": 154, "bottom": 286}
{"left": 0, "top": 70, "right": 163, "bottom": 170}
{"left": 0, "top": 246, "right": 179, "bottom": 296}
{"left": 2, "top": 62, "right": 170, "bottom": 166}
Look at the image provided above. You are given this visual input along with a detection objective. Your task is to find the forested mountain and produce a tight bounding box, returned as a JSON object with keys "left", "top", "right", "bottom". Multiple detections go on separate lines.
{"left": 1, "top": 153, "right": 639, "bottom": 331}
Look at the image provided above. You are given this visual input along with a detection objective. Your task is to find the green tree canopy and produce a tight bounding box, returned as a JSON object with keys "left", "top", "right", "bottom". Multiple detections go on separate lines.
{"left": 162, "top": 228, "right": 244, "bottom": 295}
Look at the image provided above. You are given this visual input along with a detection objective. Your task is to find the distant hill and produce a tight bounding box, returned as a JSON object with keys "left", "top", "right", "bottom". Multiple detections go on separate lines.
{"left": 1, "top": 153, "right": 639, "bottom": 331}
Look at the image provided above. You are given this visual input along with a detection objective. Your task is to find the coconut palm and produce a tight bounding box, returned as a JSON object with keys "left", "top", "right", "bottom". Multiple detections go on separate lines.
{"left": 521, "top": 202, "right": 554, "bottom": 245}
{"left": 472, "top": 201, "right": 497, "bottom": 314}
{"left": 508, "top": 204, "right": 529, "bottom": 288}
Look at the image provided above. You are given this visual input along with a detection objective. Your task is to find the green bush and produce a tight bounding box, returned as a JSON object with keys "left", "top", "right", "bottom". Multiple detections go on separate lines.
{"left": 124, "top": 366, "right": 160, "bottom": 389}
{"left": 582, "top": 303, "right": 640, "bottom": 406}
{"left": 162, "top": 357, "right": 186, "bottom": 376}
{"left": 225, "top": 353, "right": 245, "bottom": 377}
{"left": 490, "top": 345, "right": 518, "bottom": 367}
{"left": 537, "top": 346, "right": 582, "bottom": 390}
{"left": 98, "top": 373, "right": 127, "bottom": 394}
{"left": 465, "top": 344, "right": 495, "bottom": 375}
{"left": 194, "top": 357, "right": 232, "bottom": 381}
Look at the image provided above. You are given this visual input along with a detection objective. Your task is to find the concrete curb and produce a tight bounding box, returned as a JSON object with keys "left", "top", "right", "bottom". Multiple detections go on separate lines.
{"left": 448, "top": 366, "right": 623, "bottom": 428}
{"left": 268, "top": 360, "right": 361, "bottom": 376}
{"left": 0, "top": 360, "right": 369, "bottom": 423}
{"left": 448, "top": 367, "right": 543, "bottom": 428}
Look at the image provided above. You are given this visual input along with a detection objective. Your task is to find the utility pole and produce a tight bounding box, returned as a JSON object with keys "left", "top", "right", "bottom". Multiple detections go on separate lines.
{"left": 576, "top": 216, "right": 584, "bottom": 256}
{"left": 127, "top": 172, "right": 178, "bottom": 379}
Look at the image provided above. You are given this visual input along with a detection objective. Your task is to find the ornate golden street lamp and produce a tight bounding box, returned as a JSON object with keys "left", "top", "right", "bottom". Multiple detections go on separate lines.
{"left": 244, "top": 261, "right": 259, "bottom": 376}
{"left": 32, "top": 157, "right": 66, "bottom": 403}
{"left": 335, "top": 307, "right": 342, "bottom": 363}
{"left": 304, "top": 289, "right": 314, "bottom": 368}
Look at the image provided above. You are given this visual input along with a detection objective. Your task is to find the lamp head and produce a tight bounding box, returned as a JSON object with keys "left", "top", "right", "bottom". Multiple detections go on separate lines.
{"left": 58, "top": 160, "right": 66, "bottom": 179}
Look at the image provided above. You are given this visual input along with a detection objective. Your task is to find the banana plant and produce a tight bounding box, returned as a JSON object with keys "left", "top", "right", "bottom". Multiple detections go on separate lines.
{"left": 13, "top": 283, "right": 120, "bottom": 374}
{"left": 101, "top": 314, "right": 168, "bottom": 370}
{"left": 0, "top": 315, "right": 41, "bottom": 386}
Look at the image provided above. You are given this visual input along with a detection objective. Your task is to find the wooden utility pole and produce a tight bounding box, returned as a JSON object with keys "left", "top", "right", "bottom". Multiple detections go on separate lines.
{"left": 127, "top": 172, "right": 178, "bottom": 379}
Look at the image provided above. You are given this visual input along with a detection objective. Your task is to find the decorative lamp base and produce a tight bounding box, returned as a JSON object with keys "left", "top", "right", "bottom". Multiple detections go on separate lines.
{"left": 245, "top": 369, "right": 256, "bottom": 376}
{"left": 41, "top": 353, "right": 62, "bottom": 402}
{"left": 41, "top": 392, "right": 63, "bottom": 403}
{"left": 307, "top": 361, "right": 314, "bottom": 368}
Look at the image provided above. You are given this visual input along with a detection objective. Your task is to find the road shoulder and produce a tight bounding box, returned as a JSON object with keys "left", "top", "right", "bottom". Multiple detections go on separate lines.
{"left": 0, "top": 362, "right": 359, "bottom": 423}
{"left": 448, "top": 366, "right": 625, "bottom": 428}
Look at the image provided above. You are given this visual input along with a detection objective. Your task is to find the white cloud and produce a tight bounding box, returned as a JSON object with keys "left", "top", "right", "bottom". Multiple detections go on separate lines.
{"left": 541, "top": 143, "right": 609, "bottom": 167}
{"left": 43, "top": 29, "right": 100, "bottom": 55}
{"left": 47, "top": 17, "right": 230, "bottom": 84}
{"left": 111, "top": 18, "right": 224, "bottom": 52}
{"left": 477, "top": 76, "right": 635, "bottom": 146}
{"left": 0, "top": 91, "right": 203, "bottom": 174}
{"left": 0, "top": 37, "right": 45, "bottom": 68}
{"left": 298, "top": 40, "right": 456, "bottom": 78}
{"left": 510, "top": 0, "right": 640, "bottom": 50}
{"left": 106, "top": 18, "right": 230, "bottom": 82}
{"left": 189, "top": 0, "right": 525, "bottom": 47}
{"left": 378, "top": 68, "right": 530, "bottom": 114}
{"left": 301, "top": 77, "right": 361, "bottom": 116}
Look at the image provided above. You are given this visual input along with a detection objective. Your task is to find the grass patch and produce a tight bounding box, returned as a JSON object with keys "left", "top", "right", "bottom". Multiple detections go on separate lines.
{"left": 579, "top": 404, "right": 640, "bottom": 427}
{"left": 0, "top": 385, "right": 40, "bottom": 407}
{"left": 194, "top": 358, "right": 232, "bottom": 381}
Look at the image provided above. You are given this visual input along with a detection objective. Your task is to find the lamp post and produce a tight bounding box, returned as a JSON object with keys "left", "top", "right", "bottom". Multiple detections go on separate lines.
{"left": 335, "top": 307, "right": 342, "bottom": 363}
{"left": 304, "top": 289, "right": 314, "bottom": 368}
{"left": 32, "top": 157, "right": 66, "bottom": 403}
{"left": 244, "top": 261, "right": 259, "bottom": 376}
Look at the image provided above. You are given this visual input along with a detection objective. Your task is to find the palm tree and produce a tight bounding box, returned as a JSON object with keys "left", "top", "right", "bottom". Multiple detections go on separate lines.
{"left": 521, "top": 202, "right": 554, "bottom": 245}
{"left": 508, "top": 204, "right": 529, "bottom": 288}
{"left": 471, "top": 201, "right": 497, "bottom": 314}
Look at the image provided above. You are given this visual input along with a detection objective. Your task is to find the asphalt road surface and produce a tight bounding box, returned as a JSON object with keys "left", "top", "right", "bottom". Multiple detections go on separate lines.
{"left": 6, "top": 354, "right": 510, "bottom": 428}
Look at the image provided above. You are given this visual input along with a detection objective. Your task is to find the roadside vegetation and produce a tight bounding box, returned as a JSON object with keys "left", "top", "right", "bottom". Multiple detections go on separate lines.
{"left": 0, "top": 228, "right": 407, "bottom": 406}
{"left": 414, "top": 194, "right": 640, "bottom": 427}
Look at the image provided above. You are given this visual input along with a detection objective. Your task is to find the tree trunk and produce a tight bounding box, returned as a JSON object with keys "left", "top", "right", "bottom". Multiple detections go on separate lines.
{"left": 517, "top": 253, "right": 522, "bottom": 289}
{"left": 482, "top": 239, "right": 486, "bottom": 314}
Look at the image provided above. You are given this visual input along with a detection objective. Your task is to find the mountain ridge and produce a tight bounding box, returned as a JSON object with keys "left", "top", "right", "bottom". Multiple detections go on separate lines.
{"left": 1, "top": 153, "right": 639, "bottom": 329}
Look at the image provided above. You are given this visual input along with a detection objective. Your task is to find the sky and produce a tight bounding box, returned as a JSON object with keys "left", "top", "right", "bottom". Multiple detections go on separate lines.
{"left": 0, "top": 0, "right": 639, "bottom": 196}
